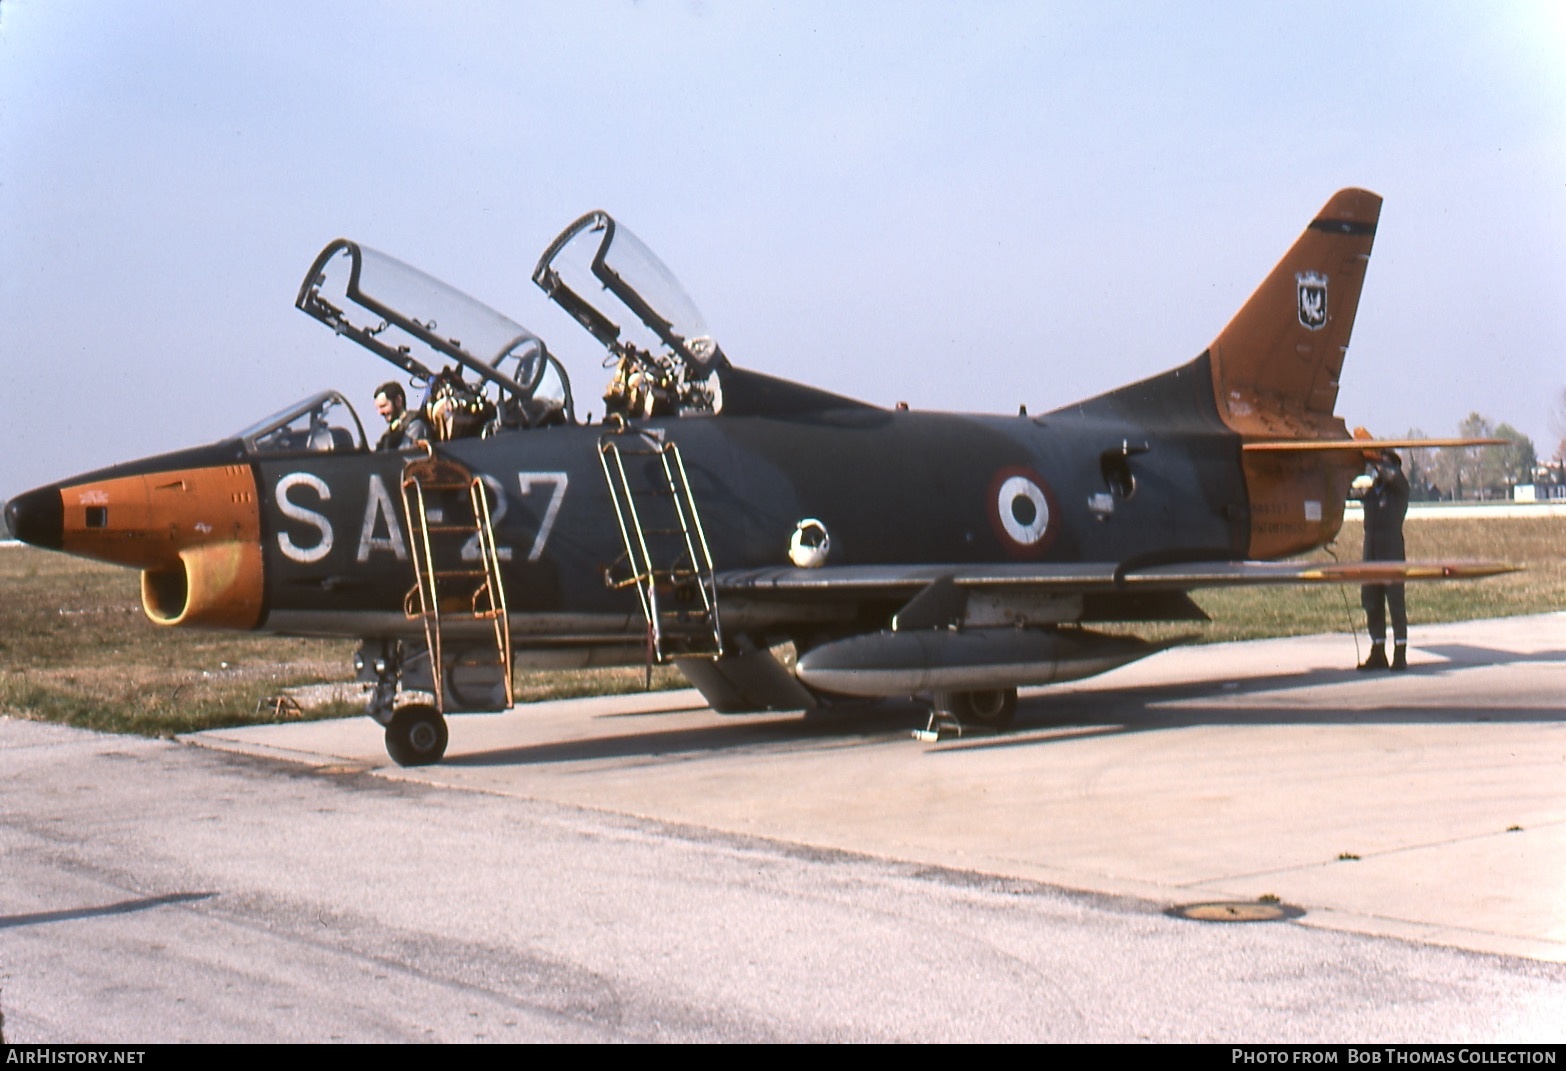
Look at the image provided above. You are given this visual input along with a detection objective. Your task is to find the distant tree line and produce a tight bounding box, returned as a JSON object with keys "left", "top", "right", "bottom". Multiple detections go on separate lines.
{"left": 1401, "top": 413, "right": 1547, "bottom": 502}
{"left": 1556, "top": 387, "right": 1566, "bottom": 468}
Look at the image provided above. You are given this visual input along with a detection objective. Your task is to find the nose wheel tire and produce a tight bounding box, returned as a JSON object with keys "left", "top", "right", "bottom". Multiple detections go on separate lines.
{"left": 949, "top": 688, "right": 1018, "bottom": 729}
{"left": 385, "top": 703, "right": 449, "bottom": 766}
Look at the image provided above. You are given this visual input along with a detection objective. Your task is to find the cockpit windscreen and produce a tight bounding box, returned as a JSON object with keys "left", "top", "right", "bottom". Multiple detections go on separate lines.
{"left": 235, "top": 391, "right": 366, "bottom": 455}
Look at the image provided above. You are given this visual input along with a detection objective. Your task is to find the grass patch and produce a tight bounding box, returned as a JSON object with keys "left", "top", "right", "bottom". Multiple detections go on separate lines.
{"left": 1, "top": 511, "right": 1560, "bottom": 737}
{"left": 0, "top": 548, "right": 359, "bottom": 737}
{"left": 513, "top": 665, "right": 687, "bottom": 705}
{"left": 0, "top": 546, "right": 695, "bottom": 736}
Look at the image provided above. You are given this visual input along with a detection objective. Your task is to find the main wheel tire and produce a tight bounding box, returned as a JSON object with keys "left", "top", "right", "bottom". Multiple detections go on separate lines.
{"left": 950, "top": 688, "right": 1018, "bottom": 729}
{"left": 385, "top": 703, "right": 449, "bottom": 767}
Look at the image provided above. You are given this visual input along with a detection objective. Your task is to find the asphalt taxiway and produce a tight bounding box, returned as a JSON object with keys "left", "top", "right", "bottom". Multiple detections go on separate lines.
{"left": 3, "top": 613, "right": 1563, "bottom": 1041}
{"left": 202, "top": 611, "right": 1566, "bottom": 964}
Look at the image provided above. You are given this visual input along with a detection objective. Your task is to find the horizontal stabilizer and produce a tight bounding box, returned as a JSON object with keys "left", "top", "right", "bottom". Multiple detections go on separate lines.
{"left": 1276, "top": 560, "right": 1520, "bottom": 583}
{"left": 1244, "top": 437, "right": 1507, "bottom": 453}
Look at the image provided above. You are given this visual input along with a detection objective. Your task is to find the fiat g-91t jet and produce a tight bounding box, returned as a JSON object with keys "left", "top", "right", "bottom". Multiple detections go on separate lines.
{"left": 4, "top": 191, "right": 1510, "bottom": 764}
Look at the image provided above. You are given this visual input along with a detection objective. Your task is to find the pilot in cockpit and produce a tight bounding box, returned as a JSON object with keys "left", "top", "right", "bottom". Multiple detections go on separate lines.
{"left": 373, "top": 382, "right": 430, "bottom": 450}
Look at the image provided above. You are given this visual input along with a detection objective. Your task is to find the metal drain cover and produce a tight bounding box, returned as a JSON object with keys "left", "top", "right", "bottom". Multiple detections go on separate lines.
{"left": 1167, "top": 901, "right": 1305, "bottom": 923}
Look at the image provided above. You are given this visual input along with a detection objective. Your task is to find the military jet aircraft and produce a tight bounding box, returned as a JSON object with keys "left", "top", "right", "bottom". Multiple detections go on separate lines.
{"left": 5, "top": 189, "right": 1511, "bottom": 765}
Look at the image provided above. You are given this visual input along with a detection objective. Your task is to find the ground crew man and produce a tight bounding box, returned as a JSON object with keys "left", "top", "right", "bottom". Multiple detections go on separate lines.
{"left": 1354, "top": 449, "right": 1411, "bottom": 671}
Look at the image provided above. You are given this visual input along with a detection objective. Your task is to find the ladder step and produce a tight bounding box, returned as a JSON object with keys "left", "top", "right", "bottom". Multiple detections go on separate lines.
{"left": 405, "top": 477, "right": 477, "bottom": 489}
{"left": 411, "top": 612, "right": 505, "bottom": 624}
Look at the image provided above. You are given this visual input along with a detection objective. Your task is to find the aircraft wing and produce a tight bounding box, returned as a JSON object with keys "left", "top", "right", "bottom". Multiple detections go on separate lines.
{"left": 715, "top": 558, "right": 1517, "bottom": 600}
{"left": 705, "top": 557, "right": 1517, "bottom": 710}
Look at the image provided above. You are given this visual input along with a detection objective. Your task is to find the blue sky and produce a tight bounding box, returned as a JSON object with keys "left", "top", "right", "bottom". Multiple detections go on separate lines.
{"left": 2, "top": 1, "right": 1563, "bottom": 499}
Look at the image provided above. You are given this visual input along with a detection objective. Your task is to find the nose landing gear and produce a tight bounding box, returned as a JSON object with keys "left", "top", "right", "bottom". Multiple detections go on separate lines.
{"left": 385, "top": 703, "right": 449, "bottom": 767}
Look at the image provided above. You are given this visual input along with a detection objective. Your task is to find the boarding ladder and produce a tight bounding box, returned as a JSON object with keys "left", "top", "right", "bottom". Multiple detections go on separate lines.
{"left": 598, "top": 430, "right": 723, "bottom": 664}
{"left": 400, "top": 453, "right": 514, "bottom": 713}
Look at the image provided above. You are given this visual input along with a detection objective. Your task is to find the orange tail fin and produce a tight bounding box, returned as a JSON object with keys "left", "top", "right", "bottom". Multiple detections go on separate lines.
{"left": 1209, "top": 188, "right": 1382, "bottom": 441}
{"left": 1208, "top": 189, "right": 1382, "bottom": 558}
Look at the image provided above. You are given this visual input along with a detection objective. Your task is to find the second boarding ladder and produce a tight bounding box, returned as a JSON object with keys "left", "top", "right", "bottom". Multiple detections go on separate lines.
{"left": 598, "top": 430, "right": 723, "bottom": 663}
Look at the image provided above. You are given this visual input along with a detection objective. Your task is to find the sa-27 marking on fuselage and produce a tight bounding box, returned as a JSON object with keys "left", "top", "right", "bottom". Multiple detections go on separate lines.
{"left": 270, "top": 468, "right": 569, "bottom": 566}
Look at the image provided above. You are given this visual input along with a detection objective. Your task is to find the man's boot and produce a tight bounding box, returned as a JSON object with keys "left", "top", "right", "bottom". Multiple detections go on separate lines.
{"left": 1358, "top": 644, "right": 1388, "bottom": 671}
{"left": 1391, "top": 644, "right": 1407, "bottom": 671}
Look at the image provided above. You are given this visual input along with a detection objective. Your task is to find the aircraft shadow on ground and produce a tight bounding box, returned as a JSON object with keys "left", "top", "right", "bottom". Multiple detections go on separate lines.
{"left": 444, "top": 699, "right": 927, "bottom": 768}
{"left": 0, "top": 892, "right": 215, "bottom": 931}
{"left": 446, "top": 646, "right": 1565, "bottom": 769}
{"left": 1045, "top": 643, "right": 1566, "bottom": 709}
{"left": 942, "top": 648, "right": 1566, "bottom": 755}
{"left": 1417, "top": 643, "right": 1566, "bottom": 667}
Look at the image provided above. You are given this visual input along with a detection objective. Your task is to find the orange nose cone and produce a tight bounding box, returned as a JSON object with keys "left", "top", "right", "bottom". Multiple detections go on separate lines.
{"left": 50, "top": 463, "right": 266, "bottom": 629}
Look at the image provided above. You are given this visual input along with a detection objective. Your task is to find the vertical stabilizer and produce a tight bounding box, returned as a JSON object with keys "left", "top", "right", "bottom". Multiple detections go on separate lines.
{"left": 1209, "top": 188, "right": 1381, "bottom": 440}
{"left": 1208, "top": 189, "right": 1382, "bottom": 558}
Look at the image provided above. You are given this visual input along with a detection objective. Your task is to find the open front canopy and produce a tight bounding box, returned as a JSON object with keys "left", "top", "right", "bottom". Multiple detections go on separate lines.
{"left": 296, "top": 239, "right": 573, "bottom": 426}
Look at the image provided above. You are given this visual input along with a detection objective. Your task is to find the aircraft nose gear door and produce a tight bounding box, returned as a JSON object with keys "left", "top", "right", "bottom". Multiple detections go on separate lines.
{"left": 598, "top": 429, "right": 723, "bottom": 665}
{"left": 391, "top": 452, "right": 515, "bottom": 763}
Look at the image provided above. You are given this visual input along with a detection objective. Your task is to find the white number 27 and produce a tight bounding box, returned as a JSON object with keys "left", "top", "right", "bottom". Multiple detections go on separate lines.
{"left": 516, "top": 472, "right": 568, "bottom": 562}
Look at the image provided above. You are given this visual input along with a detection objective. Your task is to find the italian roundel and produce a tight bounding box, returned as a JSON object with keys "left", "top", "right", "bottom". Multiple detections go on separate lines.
{"left": 988, "top": 467, "right": 1056, "bottom": 555}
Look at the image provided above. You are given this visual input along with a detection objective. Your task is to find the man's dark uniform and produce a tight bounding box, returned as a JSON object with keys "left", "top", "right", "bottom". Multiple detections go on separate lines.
{"left": 1357, "top": 452, "right": 1410, "bottom": 671}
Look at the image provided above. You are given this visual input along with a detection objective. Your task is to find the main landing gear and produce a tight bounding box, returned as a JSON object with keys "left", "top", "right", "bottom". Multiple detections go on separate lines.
{"left": 914, "top": 687, "right": 1019, "bottom": 741}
